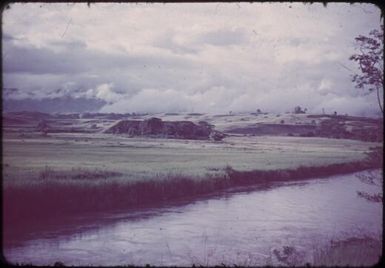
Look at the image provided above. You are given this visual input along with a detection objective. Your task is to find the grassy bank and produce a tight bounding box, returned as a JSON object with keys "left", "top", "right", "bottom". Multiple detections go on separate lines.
{"left": 262, "top": 236, "right": 382, "bottom": 266}
{"left": 312, "top": 236, "right": 382, "bottom": 266}
{"left": 3, "top": 147, "right": 382, "bottom": 241}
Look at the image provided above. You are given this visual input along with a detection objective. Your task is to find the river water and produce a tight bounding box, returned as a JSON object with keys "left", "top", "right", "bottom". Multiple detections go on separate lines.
{"left": 4, "top": 171, "right": 382, "bottom": 266}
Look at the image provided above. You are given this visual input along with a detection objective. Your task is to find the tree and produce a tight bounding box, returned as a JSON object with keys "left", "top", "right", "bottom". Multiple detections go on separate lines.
{"left": 356, "top": 147, "right": 383, "bottom": 203}
{"left": 37, "top": 120, "right": 49, "bottom": 136}
{"left": 293, "top": 106, "right": 305, "bottom": 114}
{"left": 350, "top": 25, "right": 384, "bottom": 113}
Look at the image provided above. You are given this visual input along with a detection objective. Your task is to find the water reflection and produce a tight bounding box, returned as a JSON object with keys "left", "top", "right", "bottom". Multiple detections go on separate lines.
{"left": 4, "top": 171, "right": 382, "bottom": 266}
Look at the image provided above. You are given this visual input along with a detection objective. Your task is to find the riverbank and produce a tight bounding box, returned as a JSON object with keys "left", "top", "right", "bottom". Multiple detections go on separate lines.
{"left": 3, "top": 146, "right": 382, "bottom": 243}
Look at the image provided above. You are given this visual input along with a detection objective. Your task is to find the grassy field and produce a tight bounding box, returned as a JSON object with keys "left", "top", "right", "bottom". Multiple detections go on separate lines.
{"left": 3, "top": 133, "right": 378, "bottom": 182}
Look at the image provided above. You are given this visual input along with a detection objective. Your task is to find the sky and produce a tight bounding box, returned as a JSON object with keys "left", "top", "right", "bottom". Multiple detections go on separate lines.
{"left": 2, "top": 2, "right": 383, "bottom": 116}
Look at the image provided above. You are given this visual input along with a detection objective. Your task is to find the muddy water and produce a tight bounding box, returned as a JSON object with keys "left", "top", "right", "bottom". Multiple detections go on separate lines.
{"left": 4, "top": 171, "right": 382, "bottom": 266}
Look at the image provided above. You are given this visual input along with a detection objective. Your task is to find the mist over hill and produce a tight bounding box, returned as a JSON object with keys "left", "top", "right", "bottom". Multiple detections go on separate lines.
{"left": 3, "top": 96, "right": 106, "bottom": 113}
{"left": 2, "top": 90, "right": 382, "bottom": 118}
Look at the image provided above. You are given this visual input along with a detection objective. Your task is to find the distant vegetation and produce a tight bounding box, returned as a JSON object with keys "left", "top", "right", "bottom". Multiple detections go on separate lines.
{"left": 293, "top": 106, "right": 307, "bottom": 114}
{"left": 104, "top": 117, "right": 226, "bottom": 141}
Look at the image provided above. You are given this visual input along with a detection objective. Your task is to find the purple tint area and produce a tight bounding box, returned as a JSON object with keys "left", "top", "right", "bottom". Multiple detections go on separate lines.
{"left": 3, "top": 171, "right": 382, "bottom": 266}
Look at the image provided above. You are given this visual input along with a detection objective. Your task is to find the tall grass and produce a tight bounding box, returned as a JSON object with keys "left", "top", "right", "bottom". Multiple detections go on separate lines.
{"left": 38, "top": 166, "right": 123, "bottom": 181}
{"left": 188, "top": 236, "right": 382, "bottom": 266}
{"left": 312, "top": 236, "right": 382, "bottom": 267}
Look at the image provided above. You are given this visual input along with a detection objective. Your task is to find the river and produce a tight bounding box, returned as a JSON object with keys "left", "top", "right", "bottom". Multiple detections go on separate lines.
{"left": 4, "top": 170, "right": 382, "bottom": 266}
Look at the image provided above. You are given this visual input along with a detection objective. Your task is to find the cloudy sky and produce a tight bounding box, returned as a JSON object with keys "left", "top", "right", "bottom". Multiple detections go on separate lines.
{"left": 2, "top": 2, "right": 383, "bottom": 116}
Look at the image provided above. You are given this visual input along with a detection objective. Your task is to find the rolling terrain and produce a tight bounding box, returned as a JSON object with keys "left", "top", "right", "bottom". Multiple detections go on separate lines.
{"left": 3, "top": 111, "right": 383, "bottom": 141}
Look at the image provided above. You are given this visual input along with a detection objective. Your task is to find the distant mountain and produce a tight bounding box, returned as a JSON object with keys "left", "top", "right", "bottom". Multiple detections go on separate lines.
{"left": 2, "top": 96, "right": 106, "bottom": 113}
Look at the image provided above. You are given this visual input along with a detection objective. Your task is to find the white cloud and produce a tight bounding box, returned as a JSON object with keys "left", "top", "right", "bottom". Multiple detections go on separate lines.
{"left": 93, "top": 83, "right": 122, "bottom": 103}
{"left": 318, "top": 79, "right": 334, "bottom": 96}
{"left": 100, "top": 89, "right": 193, "bottom": 113}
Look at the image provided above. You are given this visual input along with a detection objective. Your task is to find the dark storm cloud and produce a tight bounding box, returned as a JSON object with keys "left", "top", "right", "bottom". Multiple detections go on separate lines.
{"left": 3, "top": 37, "right": 195, "bottom": 76}
{"left": 3, "top": 40, "right": 88, "bottom": 74}
{"left": 2, "top": 32, "right": 18, "bottom": 42}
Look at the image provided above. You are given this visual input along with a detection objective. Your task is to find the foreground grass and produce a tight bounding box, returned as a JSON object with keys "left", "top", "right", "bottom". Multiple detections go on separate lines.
{"left": 11, "top": 236, "right": 381, "bottom": 267}
{"left": 312, "top": 236, "right": 382, "bottom": 267}
{"left": 251, "top": 236, "right": 382, "bottom": 267}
